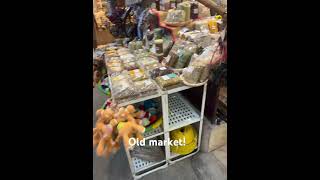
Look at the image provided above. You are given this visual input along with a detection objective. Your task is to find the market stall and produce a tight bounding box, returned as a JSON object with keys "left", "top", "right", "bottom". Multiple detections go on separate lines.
{"left": 93, "top": 0, "right": 227, "bottom": 179}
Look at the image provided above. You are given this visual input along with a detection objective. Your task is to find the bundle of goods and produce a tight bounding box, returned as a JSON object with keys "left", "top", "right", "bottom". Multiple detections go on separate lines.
{"left": 117, "top": 47, "right": 132, "bottom": 56}
{"left": 182, "top": 43, "right": 222, "bottom": 85}
{"left": 165, "top": 40, "right": 198, "bottom": 70}
{"left": 110, "top": 72, "right": 139, "bottom": 102}
{"left": 181, "top": 30, "right": 220, "bottom": 49}
{"left": 137, "top": 56, "right": 161, "bottom": 71}
{"left": 164, "top": 9, "right": 187, "bottom": 26}
{"left": 106, "top": 57, "right": 123, "bottom": 76}
{"left": 134, "top": 79, "right": 159, "bottom": 96}
{"left": 105, "top": 49, "right": 119, "bottom": 58}
{"left": 120, "top": 53, "right": 138, "bottom": 71}
{"left": 177, "top": 1, "right": 191, "bottom": 21}
{"left": 149, "top": 66, "right": 174, "bottom": 79}
{"left": 93, "top": 105, "right": 146, "bottom": 158}
{"left": 128, "top": 41, "right": 144, "bottom": 52}
{"left": 197, "top": 2, "right": 211, "bottom": 18}
{"left": 155, "top": 73, "right": 182, "bottom": 90}
{"left": 128, "top": 69, "right": 148, "bottom": 82}
{"left": 170, "top": 125, "right": 198, "bottom": 155}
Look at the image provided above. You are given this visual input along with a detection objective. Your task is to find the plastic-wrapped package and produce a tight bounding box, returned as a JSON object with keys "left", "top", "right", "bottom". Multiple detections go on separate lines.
{"left": 194, "top": 21, "right": 209, "bottom": 32}
{"left": 128, "top": 41, "right": 136, "bottom": 51}
{"left": 182, "top": 66, "right": 204, "bottom": 84}
{"left": 155, "top": 73, "right": 182, "bottom": 89}
{"left": 165, "top": 9, "right": 186, "bottom": 23}
{"left": 198, "top": 2, "right": 211, "bottom": 18}
{"left": 166, "top": 52, "right": 179, "bottom": 67}
{"left": 123, "top": 61, "right": 138, "bottom": 71}
{"left": 97, "top": 44, "right": 108, "bottom": 51}
{"left": 166, "top": 40, "right": 196, "bottom": 68}
{"left": 183, "top": 44, "right": 220, "bottom": 83}
{"left": 120, "top": 53, "right": 136, "bottom": 62}
{"left": 128, "top": 69, "right": 148, "bottom": 82}
{"left": 174, "top": 49, "right": 194, "bottom": 69}
{"left": 149, "top": 66, "right": 174, "bottom": 79}
{"left": 117, "top": 48, "right": 131, "bottom": 56}
{"left": 174, "top": 42, "right": 197, "bottom": 69}
{"left": 134, "top": 79, "right": 159, "bottom": 95}
{"left": 106, "top": 57, "right": 123, "bottom": 76}
{"left": 177, "top": 1, "right": 191, "bottom": 21}
{"left": 105, "top": 49, "right": 119, "bottom": 58}
{"left": 190, "top": 44, "right": 219, "bottom": 66}
{"left": 182, "top": 31, "right": 211, "bottom": 48}
{"left": 111, "top": 72, "right": 138, "bottom": 101}
{"left": 144, "top": 63, "right": 162, "bottom": 72}
{"left": 178, "top": 27, "right": 191, "bottom": 39}
{"left": 138, "top": 56, "right": 159, "bottom": 69}
{"left": 199, "top": 65, "right": 211, "bottom": 82}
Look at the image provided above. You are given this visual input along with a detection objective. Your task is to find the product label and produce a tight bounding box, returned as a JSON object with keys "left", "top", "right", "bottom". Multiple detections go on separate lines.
{"left": 167, "top": 73, "right": 177, "bottom": 78}
{"left": 161, "top": 75, "right": 170, "bottom": 81}
{"left": 193, "top": 8, "right": 198, "bottom": 14}
{"left": 160, "top": 67, "right": 167, "bottom": 70}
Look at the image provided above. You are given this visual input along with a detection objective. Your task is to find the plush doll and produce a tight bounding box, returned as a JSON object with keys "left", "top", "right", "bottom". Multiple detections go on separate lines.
{"left": 115, "top": 121, "right": 145, "bottom": 150}
{"left": 93, "top": 105, "right": 146, "bottom": 157}
{"left": 115, "top": 105, "right": 142, "bottom": 125}
{"left": 94, "top": 119, "right": 121, "bottom": 158}
{"left": 96, "top": 108, "right": 115, "bottom": 124}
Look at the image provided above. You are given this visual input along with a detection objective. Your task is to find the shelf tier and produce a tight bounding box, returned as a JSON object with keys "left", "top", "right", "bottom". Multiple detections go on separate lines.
{"left": 167, "top": 93, "right": 201, "bottom": 132}
{"left": 169, "top": 149, "right": 199, "bottom": 162}
{"left": 143, "top": 126, "right": 163, "bottom": 140}
{"left": 117, "top": 91, "right": 162, "bottom": 107}
{"left": 132, "top": 157, "right": 166, "bottom": 173}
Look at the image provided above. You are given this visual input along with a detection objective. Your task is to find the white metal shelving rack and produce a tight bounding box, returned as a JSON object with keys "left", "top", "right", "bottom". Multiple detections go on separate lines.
{"left": 108, "top": 77, "right": 207, "bottom": 179}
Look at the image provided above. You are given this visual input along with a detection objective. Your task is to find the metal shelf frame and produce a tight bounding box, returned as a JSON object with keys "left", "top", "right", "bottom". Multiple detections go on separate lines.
{"left": 107, "top": 76, "right": 207, "bottom": 179}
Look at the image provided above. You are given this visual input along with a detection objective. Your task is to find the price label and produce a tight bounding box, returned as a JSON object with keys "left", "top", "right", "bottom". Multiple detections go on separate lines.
{"left": 161, "top": 75, "right": 170, "bottom": 81}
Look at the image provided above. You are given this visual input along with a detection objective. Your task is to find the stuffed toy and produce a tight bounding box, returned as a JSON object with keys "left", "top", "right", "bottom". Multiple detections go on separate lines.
{"left": 96, "top": 108, "right": 115, "bottom": 124}
{"left": 93, "top": 105, "right": 147, "bottom": 157}
{"left": 115, "top": 121, "right": 145, "bottom": 150}
{"left": 94, "top": 119, "right": 120, "bottom": 158}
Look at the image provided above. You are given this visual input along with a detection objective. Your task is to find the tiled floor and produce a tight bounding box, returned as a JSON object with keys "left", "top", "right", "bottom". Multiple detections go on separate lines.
{"left": 93, "top": 87, "right": 227, "bottom": 180}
